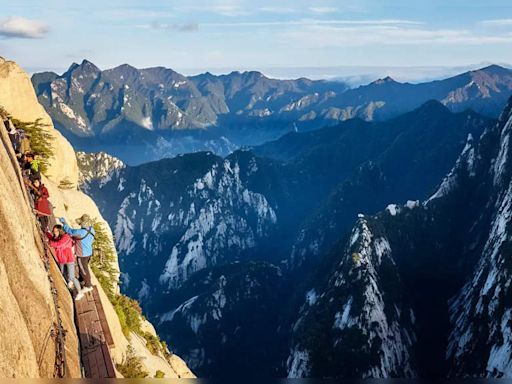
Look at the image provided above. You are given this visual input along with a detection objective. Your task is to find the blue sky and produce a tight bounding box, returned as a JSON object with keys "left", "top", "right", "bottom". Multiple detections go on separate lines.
{"left": 1, "top": 0, "right": 512, "bottom": 81}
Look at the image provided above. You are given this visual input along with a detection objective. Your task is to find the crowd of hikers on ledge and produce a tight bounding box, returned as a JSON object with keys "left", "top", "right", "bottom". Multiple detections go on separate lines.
{"left": 2, "top": 112, "right": 96, "bottom": 302}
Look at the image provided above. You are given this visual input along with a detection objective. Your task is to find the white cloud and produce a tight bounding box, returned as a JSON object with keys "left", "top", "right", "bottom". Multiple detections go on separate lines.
{"left": 211, "top": 5, "right": 248, "bottom": 16}
{"left": 0, "top": 17, "right": 49, "bottom": 39}
{"left": 480, "top": 19, "right": 512, "bottom": 27}
{"left": 201, "top": 19, "right": 424, "bottom": 28}
{"left": 101, "top": 9, "right": 177, "bottom": 20}
{"left": 259, "top": 6, "right": 297, "bottom": 14}
{"left": 309, "top": 7, "right": 337, "bottom": 14}
{"left": 175, "top": 3, "right": 249, "bottom": 17}
{"left": 150, "top": 22, "right": 199, "bottom": 32}
{"left": 282, "top": 24, "right": 512, "bottom": 47}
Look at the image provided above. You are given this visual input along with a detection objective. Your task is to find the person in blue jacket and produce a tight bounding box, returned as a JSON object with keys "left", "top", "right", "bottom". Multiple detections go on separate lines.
{"left": 59, "top": 214, "right": 96, "bottom": 293}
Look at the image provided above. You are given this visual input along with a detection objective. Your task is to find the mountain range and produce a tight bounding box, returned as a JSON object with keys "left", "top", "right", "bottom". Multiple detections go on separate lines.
{"left": 34, "top": 60, "right": 512, "bottom": 164}
{"left": 288, "top": 97, "right": 512, "bottom": 378}
{"left": 79, "top": 100, "right": 492, "bottom": 377}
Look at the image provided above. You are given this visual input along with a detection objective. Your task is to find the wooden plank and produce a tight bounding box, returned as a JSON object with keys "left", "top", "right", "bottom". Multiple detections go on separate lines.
{"left": 88, "top": 351, "right": 100, "bottom": 379}
{"left": 92, "top": 286, "right": 115, "bottom": 347}
{"left": 86, "top": 290, "right": 95, "bottom": 304}
{"left": 81, "top": 352, "right": 91, "bottom": 378}
{"left": 75, "top": 281, "right": 116, "bottom": 378}
{"left": 101, "top": 343, "right": 116, "bottom": 377}
{"left": 97, "top": 347, "right": 109, "bottom": 378}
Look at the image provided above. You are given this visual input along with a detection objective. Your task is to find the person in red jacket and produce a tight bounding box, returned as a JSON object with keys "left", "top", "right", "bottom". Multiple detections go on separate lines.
{"left": 47, "top": 224, "right": 84, "bottom": 301}
{"left": 31, "top": 179, "right": 52, "bottom": 231}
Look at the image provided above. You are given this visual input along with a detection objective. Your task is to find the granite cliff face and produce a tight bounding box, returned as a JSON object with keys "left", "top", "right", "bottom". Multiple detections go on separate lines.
{"left": 0, "top": 57, "right": 78, "bottom": 187}
{"left": 0, "top": 57, "right": 193, "bottom": 378}
{"left": 287, "top": 98, "right": 512, "bottom": 378}
{"left": 0, "top": 116, "right": 81, "bottom": 377}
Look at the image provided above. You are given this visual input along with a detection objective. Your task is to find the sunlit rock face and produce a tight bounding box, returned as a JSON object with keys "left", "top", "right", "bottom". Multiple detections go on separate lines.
{"left": 0, "top": 57, "right": 79, "bottom": 187}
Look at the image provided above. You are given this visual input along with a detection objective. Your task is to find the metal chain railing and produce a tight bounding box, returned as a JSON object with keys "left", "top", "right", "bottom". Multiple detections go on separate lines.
{"left": 19, "top": 161, "right": 68, "bottom": 377}
{"left": 3, "top": 117, "right": 69, "bottom": 377}
{"left": 32, "top": 198, "right": 68, "bottom": 378}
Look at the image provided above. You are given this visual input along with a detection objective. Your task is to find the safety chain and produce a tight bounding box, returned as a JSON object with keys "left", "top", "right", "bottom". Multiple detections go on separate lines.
{"left": 32, "top": 194, "right": 68, "bottom": 378}
{"left": 5, "top": 119, "right": 69, "bottom": 377}
{"left": 49, "top": 276, "right": 67, "bottom": 378}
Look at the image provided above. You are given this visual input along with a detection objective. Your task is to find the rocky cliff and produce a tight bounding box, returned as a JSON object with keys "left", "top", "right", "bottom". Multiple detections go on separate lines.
{"left": 79, "top": 100, "right": 491, "bottom": 377}
{"left": 0, "top": 57, "right": 193, "bottom": 378}
{"left": 0, "top": 116, "right": 81, "bottom": 378}
{"left": 0, "top": 57, "right": 78, "bottom": 187}
{"left": 287, "top": 97, "right": 512, "bottom": 378}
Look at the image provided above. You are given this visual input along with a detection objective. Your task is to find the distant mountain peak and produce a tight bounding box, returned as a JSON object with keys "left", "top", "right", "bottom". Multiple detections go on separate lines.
{"left": 110, "top": 63, "right": 139, "bottom": 74}
{"left": 65, "top": 59, "right": 100, "bottom": 78}
{"left": 77, "top": 59, "right": 100, "bottom": 73}
{"left": 244, "top": 70, "right": 264, "bottom": 77}
{"left": 67, "top": 62, "right": 80, "bottom": 73}
{"left": 80, "top": 58, "right": 96, "bottom": 67}
{"left": 371, "top": 76, "right": 398, "bottom": 85}
{"left": 477, "top": 64, "right": 510, "bottom": 74}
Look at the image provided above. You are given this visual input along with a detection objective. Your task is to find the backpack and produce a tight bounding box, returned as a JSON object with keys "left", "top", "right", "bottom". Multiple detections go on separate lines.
{"left": 73, "top": 227, "right": 95, "bottom": 258}
{"left": 20, "top": 136, "right": 30, "bottom": 153}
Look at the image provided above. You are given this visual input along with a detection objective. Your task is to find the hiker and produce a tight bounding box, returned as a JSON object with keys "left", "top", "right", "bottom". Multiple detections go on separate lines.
{"left": 15, "top": 150, "right": 23, "bottom": 164}
{"left": 30, "top": 179, "right": 52, "bottom": 231}
{"left": 6, "top": 119, "right": 20, "bottom": 151}
{"left": 46, "top": 224, "right": 85, "bottom": 301}
{"left": 23, "top": 152, "right": 41, "bottom": 182}
{"left": 19, "top": 130, "right": 30, "bottom": 154}
{"left": 59, "top": 214, "right": 95, "bottom": 294}
{"left": 5, "top": 120, "right": 27, "bottom": 154}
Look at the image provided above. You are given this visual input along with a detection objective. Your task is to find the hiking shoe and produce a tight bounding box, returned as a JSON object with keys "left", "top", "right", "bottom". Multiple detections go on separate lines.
{"left": 75, "top": 292, "right": 85, "bottom": 301}
{"left": 67, "top": 281, "right": 74, "bottom": 290}
{"left": 82, "top": 286, "right": 94, "bottom": 294}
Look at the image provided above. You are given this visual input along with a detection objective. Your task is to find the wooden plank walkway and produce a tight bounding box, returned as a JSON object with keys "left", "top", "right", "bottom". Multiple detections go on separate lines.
{"left": 45, "top": 217, "right": 116, "bottom": 378}
{"left": 75, "top": 286, "right": 116, "bottom": 378}
{"left": 3, "top": 114, "right": 117, "bottom": 379}
{"left": 46, "top": 210, "right": 116, "bottom": 378}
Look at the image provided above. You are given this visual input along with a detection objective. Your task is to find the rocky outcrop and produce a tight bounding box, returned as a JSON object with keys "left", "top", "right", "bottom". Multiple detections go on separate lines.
{"left": 76, "top": 151, "right": 125, "bottom": 191}
{"left": 0, "top": 57, "right": 78, "bottom": 187}
{"left": 287, "top": 217, "right": 416, "bottom": 378}
{"left": 288, "top": 97, "right": 512, "bottom": 378}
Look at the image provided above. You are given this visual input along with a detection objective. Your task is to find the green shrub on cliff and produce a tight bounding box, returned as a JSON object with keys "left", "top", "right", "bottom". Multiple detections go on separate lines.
{"left": 90, "top": 220, "right": 144, "bottom": 337}
{"left": 90, "top": 221, "right": 118, "bottom": 301}
{"left": 116, "top": 345, "right": 148, "bottom": 378}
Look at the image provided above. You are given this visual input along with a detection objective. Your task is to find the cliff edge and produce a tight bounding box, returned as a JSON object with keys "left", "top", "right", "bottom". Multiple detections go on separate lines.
{"left": 0, "top": 57, "right": 194, "bottom": 378}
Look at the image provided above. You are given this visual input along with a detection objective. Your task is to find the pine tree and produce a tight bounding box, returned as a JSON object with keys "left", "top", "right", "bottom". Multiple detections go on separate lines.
{"left": 11, "top": 117, "right": 54, "bottom": 173}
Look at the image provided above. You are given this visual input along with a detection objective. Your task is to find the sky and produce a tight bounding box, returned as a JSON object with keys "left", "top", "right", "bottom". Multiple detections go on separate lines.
{"left": 1, "top": 0, "right": 512, "bottom": 82}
